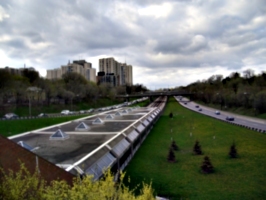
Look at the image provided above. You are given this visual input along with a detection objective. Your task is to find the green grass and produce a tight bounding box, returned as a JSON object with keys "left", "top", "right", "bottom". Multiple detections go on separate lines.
{"left": 0, "top": 115, "right": 84, "bottom": 137}
{"left": 124, "top": 97, "right": 266, "bottom": 200}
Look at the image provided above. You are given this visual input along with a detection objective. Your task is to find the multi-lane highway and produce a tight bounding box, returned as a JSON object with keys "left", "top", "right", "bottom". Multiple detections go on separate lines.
{"left": 175, "top": 96, "right": 266, "bottom": 133}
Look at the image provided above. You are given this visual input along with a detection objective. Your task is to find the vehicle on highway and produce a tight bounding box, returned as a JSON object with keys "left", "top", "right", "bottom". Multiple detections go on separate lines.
{"left": 3, "top": 113, "right": 19, "bottom": 119}
{"left": 198, "top": 108, "right": 202, "bottom": 111}
{"left": 38, "top": 113, "right": 48, "bottom": 117}
{"left": 195, "top": 105, "right": 199, "bottom": 108}
{"left": 215, "top": 111, "right": 220, "bottom": 115}
{"left": 87, "top": 109, "right": 94, "bottom": 113}
{"left": 61, "top": 110, "right": 70, "bottom": 115}
{"left": 79, "top": 110, "right": 85, "bottom": 114}
{"left": 226, "top": 116, "right": 235, "bottom": 121}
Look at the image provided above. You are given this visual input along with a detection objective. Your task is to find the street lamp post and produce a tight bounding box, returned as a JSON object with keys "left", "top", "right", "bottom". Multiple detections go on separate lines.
{"left": 27, "top": 87, "right": 41, "bottom": 117}
{"left": 29, "top": 96, "right": 31, "bottom": 117}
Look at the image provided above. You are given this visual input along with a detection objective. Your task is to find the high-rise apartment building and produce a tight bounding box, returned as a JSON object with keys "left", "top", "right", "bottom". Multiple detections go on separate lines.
{"left": 99, "top": 57, "right": 133, "bottom": 86}
{"left": 46, "top": 60, "right": 96, "bottom": 82}
{"left": 4, "top": 66, "right": 36, "bottom": 76}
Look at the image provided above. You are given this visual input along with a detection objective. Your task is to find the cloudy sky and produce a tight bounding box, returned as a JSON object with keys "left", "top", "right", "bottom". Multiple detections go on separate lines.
{"left": 0, "top": 0, "right": 265, "bottom": 89}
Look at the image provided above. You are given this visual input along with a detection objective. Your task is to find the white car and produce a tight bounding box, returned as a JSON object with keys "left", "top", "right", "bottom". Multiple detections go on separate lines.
{"left": 215, "top": 111, "right": 220, "bottom": 115}
{"left": 61, "top": 110, "right": 70, "bottom": 115}
{"left": 3, "top": 113, "right": 19, "bottom": 119}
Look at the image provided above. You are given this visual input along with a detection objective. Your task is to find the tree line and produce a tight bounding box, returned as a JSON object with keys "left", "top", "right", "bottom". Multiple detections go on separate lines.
{"left": 0, "top": 69, "right": 148, "bottom": 107}
{"left": 179, "top": 69, "right": 266, "bottom": 114}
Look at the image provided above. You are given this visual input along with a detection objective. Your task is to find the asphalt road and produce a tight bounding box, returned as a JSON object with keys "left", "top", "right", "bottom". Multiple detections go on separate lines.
{"left": 175, "top": 96, "right": 266, "bottom": 133}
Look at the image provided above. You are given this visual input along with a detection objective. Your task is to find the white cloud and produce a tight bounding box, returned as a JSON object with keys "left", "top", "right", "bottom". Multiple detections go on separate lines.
{"left": 138, "top": 2, "right": 172, "bottom": 18}
{"left": 0, "top": 0, "right": 265, "bottom": 87}
{"left": 0, "top": 5, "right": 9, "bottom": 21}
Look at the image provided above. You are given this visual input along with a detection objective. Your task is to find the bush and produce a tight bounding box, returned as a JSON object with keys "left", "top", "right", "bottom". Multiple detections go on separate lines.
{"left": 229, "top": 142, "right": 238, "bottom": 158}
{"left": 0, "top": 164, "right": 156, "bottom": 200}
{"left": 169, "top": 112, "right": 173, "bottom": 118}
{"left": 193, "top": 140, "right": 203, "bottom": 155}
{"left": 171, "top": 140, "right": 179, "bottom": 151}
{"left": 201, "top": 156, "right": 214, "bottom": 174}
{"left": 167, "top": 147, "right": 176, "bottom": 162}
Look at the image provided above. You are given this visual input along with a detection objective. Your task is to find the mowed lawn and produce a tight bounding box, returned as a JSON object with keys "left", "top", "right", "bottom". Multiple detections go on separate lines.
{"left": 0, "top": 115, "right": 83, "bottom": 137}
{"left": 124, "top": 97, "right": 266, "bottom": 200}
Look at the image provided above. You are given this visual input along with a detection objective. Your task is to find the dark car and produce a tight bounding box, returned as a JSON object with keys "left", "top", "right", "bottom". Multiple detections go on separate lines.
{"left": 198, "top": 108, "right": 202, "bottom": 111}
{"left": 3, "top": 113, "right": 19, "bottom": 119}
{"left": 226, "top": 116, "right": 234, "bottom": 121}
{"left": 215, "top": 111, "right": 220, "bottom": 115}
{"left": 195, "top": 105, "right": 199, "bottom": 108}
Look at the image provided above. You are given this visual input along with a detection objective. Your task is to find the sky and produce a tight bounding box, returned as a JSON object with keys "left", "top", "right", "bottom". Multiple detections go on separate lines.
{"left": 0, "top": 0, "right": 266, "bottom": 89}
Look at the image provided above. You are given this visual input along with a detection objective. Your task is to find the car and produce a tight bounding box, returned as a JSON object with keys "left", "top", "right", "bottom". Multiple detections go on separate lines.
{"left": 226, "top": 116, "right": 234, "bottom": 121}
{"left": 87, "top": 108, "right": 94, "bottom": 113}
{"left": 195, "top": 105, "right": 199, "bottom": 108}
{"left": 61, "top": 110, "right": 70, "bottom": 115}
{"left": 79, "top": 110, "right": 85, "bottom": 114}
{"left": 3, "top": 113, "right": 19, "bottom": 119}
{"left": 215, "top": 111, "right": 220, "bottom": 115}
{"left": 38, "top": 113, "right": 48, "bottom": 117}
{"left": 198, "top": 108, "right": 202, "bottom": 111}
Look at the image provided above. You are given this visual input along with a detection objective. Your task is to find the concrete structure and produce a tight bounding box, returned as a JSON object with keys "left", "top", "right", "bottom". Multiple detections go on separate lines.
{"left": 47, "top": 60, "right": 96, "bottom": 83}
{"left": 99, "top": 57, "right": 133, "bottom": 86}
{"left": 9, "top": 97, "right": 166, "bottom": 180}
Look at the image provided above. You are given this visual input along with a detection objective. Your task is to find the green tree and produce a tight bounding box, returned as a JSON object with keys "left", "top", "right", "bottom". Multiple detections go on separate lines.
{"left": 193, "top": 140, "right": 203, "bottom": 155}
{"left": 229, "top": 142, "right": 238, "bottom": 158}
{"left": 167, "top": 147, "right": 176, "bottom": 162}
{"left": 171, "top": 140, "right": 179, "bottom": 151}
{"left": 201, "top": 156, "right": 214, "bottom": 174}
{"left": 0, "top": 163, "right": 45, "bottom": 200}
{"left": 21, "top": 69, "right": 40, "bottom": 84}
{"left": 254, "top": 91, "right": 266, "bottom": 114}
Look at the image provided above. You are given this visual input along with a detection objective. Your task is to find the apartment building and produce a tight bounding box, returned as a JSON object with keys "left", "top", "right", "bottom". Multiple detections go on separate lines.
{"left": 99, "top": 57, "right": 133, "bottom": 86}
{"left": 97, "top": 72, "right": 117, "bottom": 87}
{"left": 46, "top": 60, "right": 96, "bottom": 82}
{"left": 4, "top": 66, "right": 36, "bottom": 76}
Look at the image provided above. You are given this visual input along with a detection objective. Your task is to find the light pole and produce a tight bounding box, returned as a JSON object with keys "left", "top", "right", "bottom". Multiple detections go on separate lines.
{"left": 29, "top": 96, "right": 31, "bottom": 117}
{"left": 27, "top": 87, "right": 41, "bottom": 117}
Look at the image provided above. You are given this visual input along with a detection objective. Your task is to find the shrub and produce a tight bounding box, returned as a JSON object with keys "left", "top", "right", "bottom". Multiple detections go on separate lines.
{"left": 169, "top": 112, "right": 173, "bottom": 118}
{"left": 193, "top": 140, "right": 203, "bottom": 155}
{"left": 171, "top": 140, "right": 179, "bottom": 151}
{"left": 229, "top": 142, "right": 238, "bottom": 158}
{"left": 0, "top": 164, "right": 156, "bottom": 199}
{"left": 201, "top": 156, "right": 214, "bottom": 174}
{"left": 167, "top": 147, "right": 176, "bottom": 162}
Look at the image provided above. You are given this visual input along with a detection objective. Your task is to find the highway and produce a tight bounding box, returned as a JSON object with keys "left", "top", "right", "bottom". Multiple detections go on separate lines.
{"left": 175, "top": 96, "right": 266, "bottom": 133}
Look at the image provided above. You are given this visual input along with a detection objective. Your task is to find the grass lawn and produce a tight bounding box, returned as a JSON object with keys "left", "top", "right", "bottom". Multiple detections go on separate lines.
{"left": 124, "top": 97, "right": 266, "bottom": 200}
{"left": 0, "top": 115, "right": 84, "bottom": 137}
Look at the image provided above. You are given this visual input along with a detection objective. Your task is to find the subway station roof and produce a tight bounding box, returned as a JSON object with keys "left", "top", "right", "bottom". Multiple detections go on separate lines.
{"left": 9, "top": 105, "right": 161, "bottom": 178}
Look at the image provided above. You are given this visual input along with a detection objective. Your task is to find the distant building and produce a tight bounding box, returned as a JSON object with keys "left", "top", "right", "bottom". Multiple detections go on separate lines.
{"left": 99, "top": 57, "right": 133, "bottom": 86}
{"left": 97, "top": 72, "right": 117, "bottom": 87}
{"left": 46, "top": 60, "right": 96, "bottom": 82}
{"left": 4, "top": 66, "right": 36, "bottom": 76}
